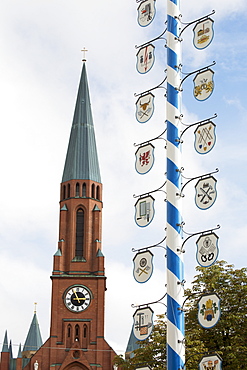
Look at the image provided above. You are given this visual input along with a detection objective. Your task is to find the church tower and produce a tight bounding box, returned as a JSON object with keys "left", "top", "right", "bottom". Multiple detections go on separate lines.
{"left": 0, "top": 60, "right": 117, "bottom": 370}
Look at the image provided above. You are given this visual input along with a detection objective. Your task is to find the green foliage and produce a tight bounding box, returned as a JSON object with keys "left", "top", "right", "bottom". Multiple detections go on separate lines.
{"left": 114, "top": 261, "right": 247, "bottom": 369}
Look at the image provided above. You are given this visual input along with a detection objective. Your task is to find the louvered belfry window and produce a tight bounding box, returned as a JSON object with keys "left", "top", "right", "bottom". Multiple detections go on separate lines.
{"left": 76, "top": 208, "right": 84, "bottom": 256}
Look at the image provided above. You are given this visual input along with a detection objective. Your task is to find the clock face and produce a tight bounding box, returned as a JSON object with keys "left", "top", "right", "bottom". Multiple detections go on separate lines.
{"left": 64, "top": 286, "right": 91, "bottom": 312}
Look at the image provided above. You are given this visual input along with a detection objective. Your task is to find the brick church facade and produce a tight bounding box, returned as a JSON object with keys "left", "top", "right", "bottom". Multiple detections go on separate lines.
{"left": 0, "top": 61, "right": 117, "bottom": 370}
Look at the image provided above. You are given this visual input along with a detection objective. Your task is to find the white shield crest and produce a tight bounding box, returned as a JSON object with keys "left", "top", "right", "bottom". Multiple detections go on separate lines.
{"left": 133, "top": 306, "right": 153, "bottom": 340}
{"left": 198, "top": 293, "right": 221, "bottom": 328}
{"left": 193, "top": 69, "right": 214, "bottom": 101}
{"left": 199, "top": 353, "right": 222, "bottom": 370}
{"left": 137, "top": 0, "right": 156, "bottom": 27}
{"left": 136, "top": 44, "right": 155, "bottom": 74}
{"left": 133, "top": 250, "right": 154, "bottom": 283}
{"left": 135, "top": 144, "right": 155, "bottom": 175}
{"left": 135, "top": 367, "right": 152, "bottom": 370}
{"left": 195, "top": 176, "right": 217, "bottom": 210}
{"left": 194, "top": 121, "right": 216, "bottom": 154}
{"left": 135, "top": 92, "right": 155, "bottom": 123}
{"left": 134, "top": 195, "right": 155, "bottom": 227}
{"left": 196, "top": 232, "right": 219, "bottom": 268}
{"left": 193, "top": 18, "right": 214, "bottom": 50}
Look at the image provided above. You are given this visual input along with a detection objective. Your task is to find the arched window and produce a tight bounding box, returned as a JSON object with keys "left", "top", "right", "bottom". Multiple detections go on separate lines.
{"left": 63, "top": 185, "right": 66, "bottom": 200}
{"left": 75, "top": 324, "right": 80, "bottom": 341}
{"left": 82, "top": 183, "right": 86, "bottom": 197}
{"left": 83, "top": 324, "right": 87, "bottom": 338}
{"left": 96, "top": 186, "right": 100, "bottom": 200}
{"left": 67, "top": 184, "right": 70, "bottom": 198}
{"left": 68, "top": 325, "right": 71, "bottom": 338}
{"left": 76, "top": 208, "right": 84, "bottom": 256}
{"left": 91, "top": 184, "right": 95, "bottom": 198}
{"left": 76, "top": 183, "right": 80, "bottom": 197}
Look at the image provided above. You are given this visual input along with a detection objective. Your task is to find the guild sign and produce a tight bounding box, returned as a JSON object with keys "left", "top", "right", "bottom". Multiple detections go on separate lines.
{"left": 137, "top": 0, "right": 156, "bottom": 27}
{"left": 134, "top": 195, "right": 155, "bottom": 227}
{"left": 196, "top": 232, "right": 219, "bottom": 268}
{"left": 133, "top": 306, "right": 153, "bottom": 340}
{"left": 193, "top": 69, "right": 214, "bottom": 101}
{"left": 194, "top": 121, "right": 216, "bottom": 154}
{"left": 199, "top": 353, "right": 222, "bottom": 370}
{"left": 135, "top": 143, "right": 155, "bottom": 175}
{"left": 135, "top": 366, "right": 152, "bottom": 370}
{"left": 136, "top": 44, "right": 155, "bottom": 74}
{"left": 133, "top": 250, "right": 154, "bottom": 283}
{"left": 135, "top": 92, "right": 155, "bottom": 123}
{"left": 198, "top": 293, "right": 221, "bottom": 329}
{"left": 195, "top": 176, "right": 217, "bottom": 210}
{"left": 193, "top": 18, "right": 214, "bottom": 50}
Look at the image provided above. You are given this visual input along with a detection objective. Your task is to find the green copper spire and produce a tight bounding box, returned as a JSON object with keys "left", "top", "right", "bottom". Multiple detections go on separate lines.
{"left": 23, "top": 312, "right": 43, "bottom": 352}
{"left": 1, "top": 330, "right": 9, "bottom": 352}
{"left": 62, "top": 62, "right": 101, "bottom": 183}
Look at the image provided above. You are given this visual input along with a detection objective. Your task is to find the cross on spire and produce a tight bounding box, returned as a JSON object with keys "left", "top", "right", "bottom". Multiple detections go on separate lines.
{"left": 81, "top": 47, "right": 88, "bottom": 62}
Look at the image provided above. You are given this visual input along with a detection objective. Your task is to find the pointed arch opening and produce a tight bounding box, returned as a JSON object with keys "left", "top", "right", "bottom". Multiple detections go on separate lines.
{"left": 96, "top": 185, "right": 100, "bottom": 200}
{"left": 76, "top": 183, "right": 80, "bottom": 197}
{"left": 82, "top": 183, "right": 86, "bottom": 197}
{"left": 76, "top": 208, "right": 84, "bottom": 257}
{"left": 63, "top": 185, "right": 66, "bottom": 200}
{"left": 91, "top": 183, "right": 95, "bottom": 199}
{"left": 67, "top": 184, "right": 71, "bottom": 198}
{"left": 75, "top": 324, "right": 80, "bottom": 342}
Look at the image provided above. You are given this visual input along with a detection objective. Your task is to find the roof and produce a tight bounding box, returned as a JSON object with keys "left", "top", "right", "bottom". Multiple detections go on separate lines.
{"left": 62, "top": 62, "right": 101, "bottom": 183}
{"left": 23, "top": 313, "right": 43, "bottom": 352}
{"left": 1, "top": 330, "right": 9, "bottom": 352}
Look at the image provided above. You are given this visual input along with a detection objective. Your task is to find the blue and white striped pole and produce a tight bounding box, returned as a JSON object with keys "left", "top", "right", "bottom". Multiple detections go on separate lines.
{"left": 166, "top": 0, "right": 185, "bottom": 369}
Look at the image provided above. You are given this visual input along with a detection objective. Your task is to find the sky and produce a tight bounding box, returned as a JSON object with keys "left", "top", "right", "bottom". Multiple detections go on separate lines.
{"left": 0, "top": 0, "right": 247, "bottom": 359}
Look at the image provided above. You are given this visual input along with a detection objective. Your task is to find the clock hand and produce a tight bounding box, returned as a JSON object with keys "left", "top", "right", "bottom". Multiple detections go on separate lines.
{"left": 72, "top": 289, "right": 86, "bottom": 302}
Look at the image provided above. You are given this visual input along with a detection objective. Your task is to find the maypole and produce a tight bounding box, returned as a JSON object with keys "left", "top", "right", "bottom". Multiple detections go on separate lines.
{"left": 166, "top": 0, "right": 185, "bottom": 369}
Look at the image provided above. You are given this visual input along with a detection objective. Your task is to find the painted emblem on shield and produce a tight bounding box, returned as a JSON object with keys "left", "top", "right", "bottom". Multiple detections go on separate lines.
{"left": 135, "top": 92, "right": 155, "bottom": 123}
{"left": 196, "top": 232, "right": 219, "bottom": 268}
{"left": 135, "top": 143, "right": 155, "bottom": 175}
{"left": 136, "top": 44, "right": 155, "bottom": 74}
{"left": 198, "top": 293, "right": 221, "bottom": 329}
{"left": 193, "top": 18, "right": 214, "bottom": 50}
{"left": 195, "top": 176, "right": 217, "bottom": 210}
{"left": 137, "top": 0, "right": 156, "bottom": 27}
{"left": 133, "top": 306, "right": 153, "bottom": 340}
{"left": 194, "top": 121, "right": 216, "bottom": 154}
{"left": 135, "top": 195, "right": 155, "bottom": 227}
{"left": 199, "top": 353, "right": 222, "bottom": 370}
{"left": 133, "top": 250, "right": 154, "bottom": 283}
{"left": 193, "top": 69, "right": 214, "bottom": 101}
{"left": 135, "top": 366, "right": 152, "bottom": 370}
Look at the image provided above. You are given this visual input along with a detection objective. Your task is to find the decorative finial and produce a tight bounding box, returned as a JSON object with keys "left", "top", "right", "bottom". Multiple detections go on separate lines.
{"left": 34, "top": 302, "right": 37, "bottom": 314}
{"left": 81, "top": 47, "right": 88, "bottom": 62}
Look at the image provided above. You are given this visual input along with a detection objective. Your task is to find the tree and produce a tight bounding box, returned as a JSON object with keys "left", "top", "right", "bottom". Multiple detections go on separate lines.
{"left": 114, "top": 261, "right": 247, "bottom": 369}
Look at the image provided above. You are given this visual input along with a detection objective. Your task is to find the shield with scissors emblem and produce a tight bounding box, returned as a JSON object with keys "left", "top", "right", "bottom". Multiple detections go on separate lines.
{"left": 194, "top": 121, "right": 216, "bottom": 154}
{"left": 136, "top": 44, "right": 155, "bottom": 74}
{"left": 198, "top": 293, "right": 221, "bottom": 328}
{"left": 196, "top": 232, "right": 219, "bottom": 268}
{"left": 137, "top": 0, "right": 156, "bottom": 27}
{"left": 135, "top": 92, "right": 155, "bottom": 123}
{"left": 134, "top": 195, "right": 155, "bottom": 227}
{"left": 195, "top": 176, "right": 217, "bottom": 210}
{"left": 133, "top": 250, "right": 154, "bottom": 283}
{"left": 135, "top": 143, "right": 155, "bottom": 175}
{"left": 133, "top": 306, "right": 153, "bottom": 340}
{"left": 193, "top": 69, "right": 214, "bottom": 101}
{"left": 193, "top": 18, "right": 214, "bottom": 50}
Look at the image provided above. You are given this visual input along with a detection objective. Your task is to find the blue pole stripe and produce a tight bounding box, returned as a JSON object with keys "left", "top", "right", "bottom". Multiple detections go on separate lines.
{"left": 167, "top": 120, "right": 179, "bottom": 147}
{"left": 167, "top": 201, "right": 181, "bottom": 232}
{"left": 167, "top": 247, "right": 184, "bottom": 281}
{"left": 167, "top": 48, "right": 178, "bottom": 70}
{"left": 167, "top": 82, "right": 179, "bottom": 108}
{"left": 167, "top": 294, "right": 184, "bottom": 330}
{"left": 167, "top": 14, "right": 178, "bottom": 35}
{"left": 167, "top": 344, "right": 185, "bottom": 369}
{"left": 166, "top": 158, "right": 180, "bottom": 187}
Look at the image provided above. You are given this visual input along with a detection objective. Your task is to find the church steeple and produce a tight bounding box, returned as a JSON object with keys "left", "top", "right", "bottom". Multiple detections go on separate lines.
{"left": 22, "top": 311, "right": 43, "bottom": 359}
{"left": 62, "top": 62, "right": 101, "bottom": 183}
